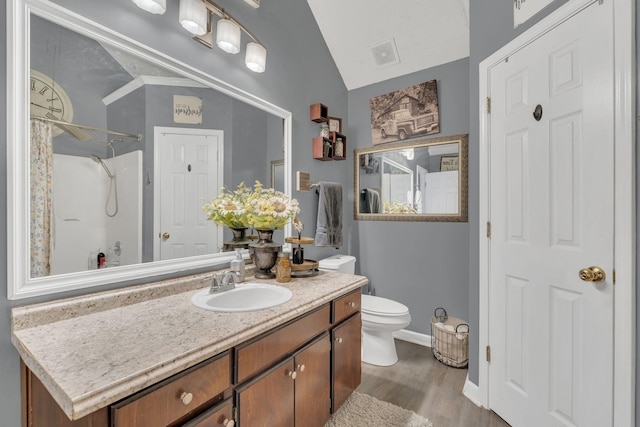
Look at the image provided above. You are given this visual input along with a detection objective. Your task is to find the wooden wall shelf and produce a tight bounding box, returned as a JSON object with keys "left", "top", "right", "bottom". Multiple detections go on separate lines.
{"left": 310, "top": 103, "right": 346, "bottom": 161}
{"left": 310, "top": 103, "right": 328, "bottom": 123}
{"left": 313, "top": 137, "right": 333, "bottom": 161}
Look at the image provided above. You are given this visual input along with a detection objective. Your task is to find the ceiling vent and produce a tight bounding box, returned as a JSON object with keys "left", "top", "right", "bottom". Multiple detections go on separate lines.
{"left": 371, "top": 38, "right": 400, "bottom": 67}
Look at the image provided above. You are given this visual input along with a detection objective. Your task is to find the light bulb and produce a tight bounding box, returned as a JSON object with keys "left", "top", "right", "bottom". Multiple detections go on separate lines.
{"left": 245, "top": 42, "right": 266, "bottom": 73}
{"left": 132, "top": 0, "right": 166, "bottom": 14}
{"left": 179, "top": 0, "right": 207, "bottom": 36}
{"left": 216, "top": 19, "right": 241, "bottom": 54}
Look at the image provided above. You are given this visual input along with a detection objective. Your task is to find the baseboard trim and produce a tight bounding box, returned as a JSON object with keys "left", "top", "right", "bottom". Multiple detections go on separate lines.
{"left": 463, "top": 374, "right": 484, "bottom": 408}
{"left": 393, "top": 329, "right": 431, "bottom": 347}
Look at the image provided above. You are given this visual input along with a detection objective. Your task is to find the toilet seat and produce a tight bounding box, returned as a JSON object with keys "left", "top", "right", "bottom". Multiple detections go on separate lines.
{"left": 361, "top": 295, "right": 409, "bottom": 316}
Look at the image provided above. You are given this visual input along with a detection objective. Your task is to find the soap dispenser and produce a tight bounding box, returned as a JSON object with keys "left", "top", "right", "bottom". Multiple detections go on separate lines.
{"left": 230, "top": 250, "right": 245, "bottom": 282}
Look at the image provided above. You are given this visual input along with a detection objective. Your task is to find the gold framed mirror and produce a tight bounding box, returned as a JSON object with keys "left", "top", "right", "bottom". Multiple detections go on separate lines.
{"left": 354, "top": 134, "right": 468, "bottom": 222}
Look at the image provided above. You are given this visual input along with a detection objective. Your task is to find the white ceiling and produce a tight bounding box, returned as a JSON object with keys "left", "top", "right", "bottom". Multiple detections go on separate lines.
{"left": 306, "top": 0, "right": 470, "bottom": 90}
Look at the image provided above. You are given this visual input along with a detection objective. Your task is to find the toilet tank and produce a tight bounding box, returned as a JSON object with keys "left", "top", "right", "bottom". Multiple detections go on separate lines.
{"left": 318, "top": 255, "right": 356, "bottom": 274}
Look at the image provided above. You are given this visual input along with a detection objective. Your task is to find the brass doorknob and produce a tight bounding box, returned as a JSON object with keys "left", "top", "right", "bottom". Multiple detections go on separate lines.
{"left": 162, "top": 232, "right": 170, "bottom": 240}
{"left": 579, "top": 266, "right": 606, "bottom": 282}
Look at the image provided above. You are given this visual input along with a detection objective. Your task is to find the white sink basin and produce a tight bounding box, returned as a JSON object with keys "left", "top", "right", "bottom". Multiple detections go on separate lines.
{"left": 191, "top": 282, "right": 293, "bottom": 312}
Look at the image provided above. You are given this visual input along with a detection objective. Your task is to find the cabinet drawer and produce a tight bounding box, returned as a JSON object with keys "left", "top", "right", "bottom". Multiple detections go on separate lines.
{"left": 181, "top": 398, "right": 233, "bottom": 427}
{"left": 112, "top": 352, "right": 231, "bottom": 427}
{"left": 235, "top": 304, "right": 330, "bottom": 384}
{"left": 332, "top": 289, "right": 361, "bottom": 324}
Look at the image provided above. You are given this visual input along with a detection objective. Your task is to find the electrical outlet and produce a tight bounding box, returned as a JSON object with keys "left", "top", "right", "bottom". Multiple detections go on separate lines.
{"left": 243, "top": 0, "right": 260, "bottom": 8}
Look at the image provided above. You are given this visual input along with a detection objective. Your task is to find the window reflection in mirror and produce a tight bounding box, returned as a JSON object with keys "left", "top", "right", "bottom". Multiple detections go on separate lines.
{"left": 27, "top": 14, "right": 286, "bottom": 278}
{"left": 354, "top": 134, "right": 468, "bottom": 222}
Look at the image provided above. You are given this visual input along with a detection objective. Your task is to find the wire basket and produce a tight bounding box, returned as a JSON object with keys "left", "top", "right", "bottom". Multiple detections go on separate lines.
{"left": 430, "top": 307, "right": 469, "bottom": 368}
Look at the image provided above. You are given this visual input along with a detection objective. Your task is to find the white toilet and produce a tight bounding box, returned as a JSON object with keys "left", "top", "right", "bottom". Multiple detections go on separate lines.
{"left": 318, "top": 255, "right": 412, "bottom": 367}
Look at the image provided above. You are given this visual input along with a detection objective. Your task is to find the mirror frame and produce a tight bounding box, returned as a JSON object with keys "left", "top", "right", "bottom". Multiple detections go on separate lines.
{"left": 354, "top": 134, "right": 468, "bottom": 222}
{"left": 7, "top": 0, "right": 293, "bottom": 299}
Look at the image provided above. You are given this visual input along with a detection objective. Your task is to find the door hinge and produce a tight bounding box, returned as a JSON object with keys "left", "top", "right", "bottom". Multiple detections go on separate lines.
{"left": 613, "top": 268, "right": 616, "bottom": 285}
{"left": 486, "top": 97, "right": 491, "bottom": 114}
{"left": 486, "top": 221, "right": 491, "bottom": 238}
{"left": 232, "top": 406, "right": 237, "bottom": 421}
{"left": 486, "top": 345, "right": 491, "bottom": 362}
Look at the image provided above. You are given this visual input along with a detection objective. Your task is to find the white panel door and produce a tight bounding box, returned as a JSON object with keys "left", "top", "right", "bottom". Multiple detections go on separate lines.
{"left": 488, "top": 2, "right": 614, "bottom": 426}
{"left": 156, "top": 128, "right": 223, "bottom": 260}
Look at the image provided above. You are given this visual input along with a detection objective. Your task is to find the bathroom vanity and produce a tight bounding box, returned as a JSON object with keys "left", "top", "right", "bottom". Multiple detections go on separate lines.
{"left": 12, "top": 271, "right": 366, "bottom": 427}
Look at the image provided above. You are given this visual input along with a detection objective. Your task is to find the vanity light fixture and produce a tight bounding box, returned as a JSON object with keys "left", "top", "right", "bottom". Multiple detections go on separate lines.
{"left": 131, "top": 0, "right": 166, "bottom": 15}
{"left": 133, "top": 0, "right": 267, "bottom": 73}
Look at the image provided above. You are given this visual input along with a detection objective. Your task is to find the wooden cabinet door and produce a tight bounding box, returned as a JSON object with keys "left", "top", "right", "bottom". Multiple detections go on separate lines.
{"left": 236, "top": 359, "right": 295, "bottom": 427}
{"left": 294, "top": 334, "right": 331, "bottom": 427}
{"left": 331, "top": 313, "right": 361, "bottom": 413}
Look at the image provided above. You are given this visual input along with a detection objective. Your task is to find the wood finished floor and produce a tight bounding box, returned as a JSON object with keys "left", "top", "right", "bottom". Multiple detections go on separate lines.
{"left": 356, "top": 340, "right": 511, "bottom": 427}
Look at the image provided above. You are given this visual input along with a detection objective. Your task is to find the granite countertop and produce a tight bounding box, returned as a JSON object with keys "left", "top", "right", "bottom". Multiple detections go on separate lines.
{"left": 11, "top": 270, "right": 368, "bottom": 420}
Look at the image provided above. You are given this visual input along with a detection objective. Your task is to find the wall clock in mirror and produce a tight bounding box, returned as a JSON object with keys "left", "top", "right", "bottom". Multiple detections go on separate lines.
{"left": 29, "top": 69, "right": 74, "bottom": 136}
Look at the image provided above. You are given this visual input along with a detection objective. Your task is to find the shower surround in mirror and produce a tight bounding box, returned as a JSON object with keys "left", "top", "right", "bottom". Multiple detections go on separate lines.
{"left": 51, "top": 151, "right": 142, "bottom": 275}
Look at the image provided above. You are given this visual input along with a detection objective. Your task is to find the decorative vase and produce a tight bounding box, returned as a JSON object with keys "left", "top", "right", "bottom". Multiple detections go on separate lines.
{"left": 250, "top": 229, "right": 282, "bottom": 279}
{"left": 223, "top": 227, "right": 253, "bottom": 252}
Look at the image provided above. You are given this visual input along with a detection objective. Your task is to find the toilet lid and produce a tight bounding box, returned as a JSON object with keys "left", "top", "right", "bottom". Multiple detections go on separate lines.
{"left": 361, "top": 294, "right": 409, "bottom": 316}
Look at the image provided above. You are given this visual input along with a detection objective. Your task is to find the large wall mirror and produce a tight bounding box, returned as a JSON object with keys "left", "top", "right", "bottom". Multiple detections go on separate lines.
{"left": 7, "top": 0, "right": 292, "bottom": 299}
{"left": 354, "top": 134, "right": 468, "bottom": 222}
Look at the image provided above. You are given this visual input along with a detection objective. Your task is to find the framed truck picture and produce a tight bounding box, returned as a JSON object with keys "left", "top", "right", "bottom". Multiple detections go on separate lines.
{"left": 369, "top": 80, "right": 440, "bottom": 145}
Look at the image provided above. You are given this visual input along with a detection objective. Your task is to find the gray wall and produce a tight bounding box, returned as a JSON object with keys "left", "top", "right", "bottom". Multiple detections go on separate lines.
{"left": 635, "top": 0, "right": 639, "bottom": 422}
{"left": 347, "top": 57, "right": 470, "bottom": 338}
{"left": 0, "top": 0, "right": 348, "bottom": 425}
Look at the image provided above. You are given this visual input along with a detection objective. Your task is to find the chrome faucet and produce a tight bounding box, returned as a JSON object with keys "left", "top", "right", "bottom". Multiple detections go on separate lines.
{"left": 209, "top": 272, "right": 237, "bottom": 294}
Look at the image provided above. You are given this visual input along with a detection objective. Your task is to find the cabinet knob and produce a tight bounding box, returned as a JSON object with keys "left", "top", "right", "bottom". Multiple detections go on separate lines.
{"left": 223, "top": 419, "right": 235, "bottom": 427}
{"left": 335, "top": 337, "right": 343, "bottom": 344}
{"left": 288, "top": 370, "right": 297, "bottom": 380}
{"left": 348, "top": 301, "right": 356, "bottom": 308}
{"left": 180, "top": 391, "right": 193, "bottom": 405}
{"left": 297, "top": 364, "right": 306, "bottom": 372}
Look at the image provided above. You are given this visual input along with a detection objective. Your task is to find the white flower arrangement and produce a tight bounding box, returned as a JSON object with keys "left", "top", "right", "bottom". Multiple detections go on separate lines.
{"left": 383, "top": 200, "right": 417, "bottom": 214}
{"left": 203, "top": 180, "right": 299, "bottom": 230}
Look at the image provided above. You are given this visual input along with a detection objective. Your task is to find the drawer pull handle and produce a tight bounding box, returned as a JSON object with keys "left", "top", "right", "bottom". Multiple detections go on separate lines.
{"left": 223, "top": 419, "right": 235, "bottom": 427}
{"left": 180, "top": 391, "right": 193, "bottom": 405}
{"left": 288, "top": 370, "right": 297, "bottom": 380}
{"left": 297, "top": 364, "right": 306, "bottom": 372}
{"left": 348, "top": 302, "right": 356, "bottom": 308}
{"left": 336, "top": 337, "right": 343, "bottom": 344}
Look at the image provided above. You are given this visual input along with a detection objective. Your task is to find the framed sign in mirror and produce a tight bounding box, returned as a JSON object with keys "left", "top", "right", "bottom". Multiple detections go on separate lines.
{"left": 354, "top": 134, "right": 468, "bottom": 222}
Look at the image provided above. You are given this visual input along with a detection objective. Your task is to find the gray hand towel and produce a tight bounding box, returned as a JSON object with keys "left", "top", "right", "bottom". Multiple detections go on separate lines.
{"left": 315, "top": 182, "right": 342, "bottom": 248}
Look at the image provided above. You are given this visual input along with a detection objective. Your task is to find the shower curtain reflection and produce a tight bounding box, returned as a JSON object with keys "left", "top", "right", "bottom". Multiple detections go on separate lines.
{"left": 30, "top": 119, "right": 54, "bottom": 278}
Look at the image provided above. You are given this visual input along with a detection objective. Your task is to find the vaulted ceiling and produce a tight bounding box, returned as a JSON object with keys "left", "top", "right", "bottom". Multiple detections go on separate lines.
{"left": 306, "top": 0, "right": 470, "bottom": 90}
